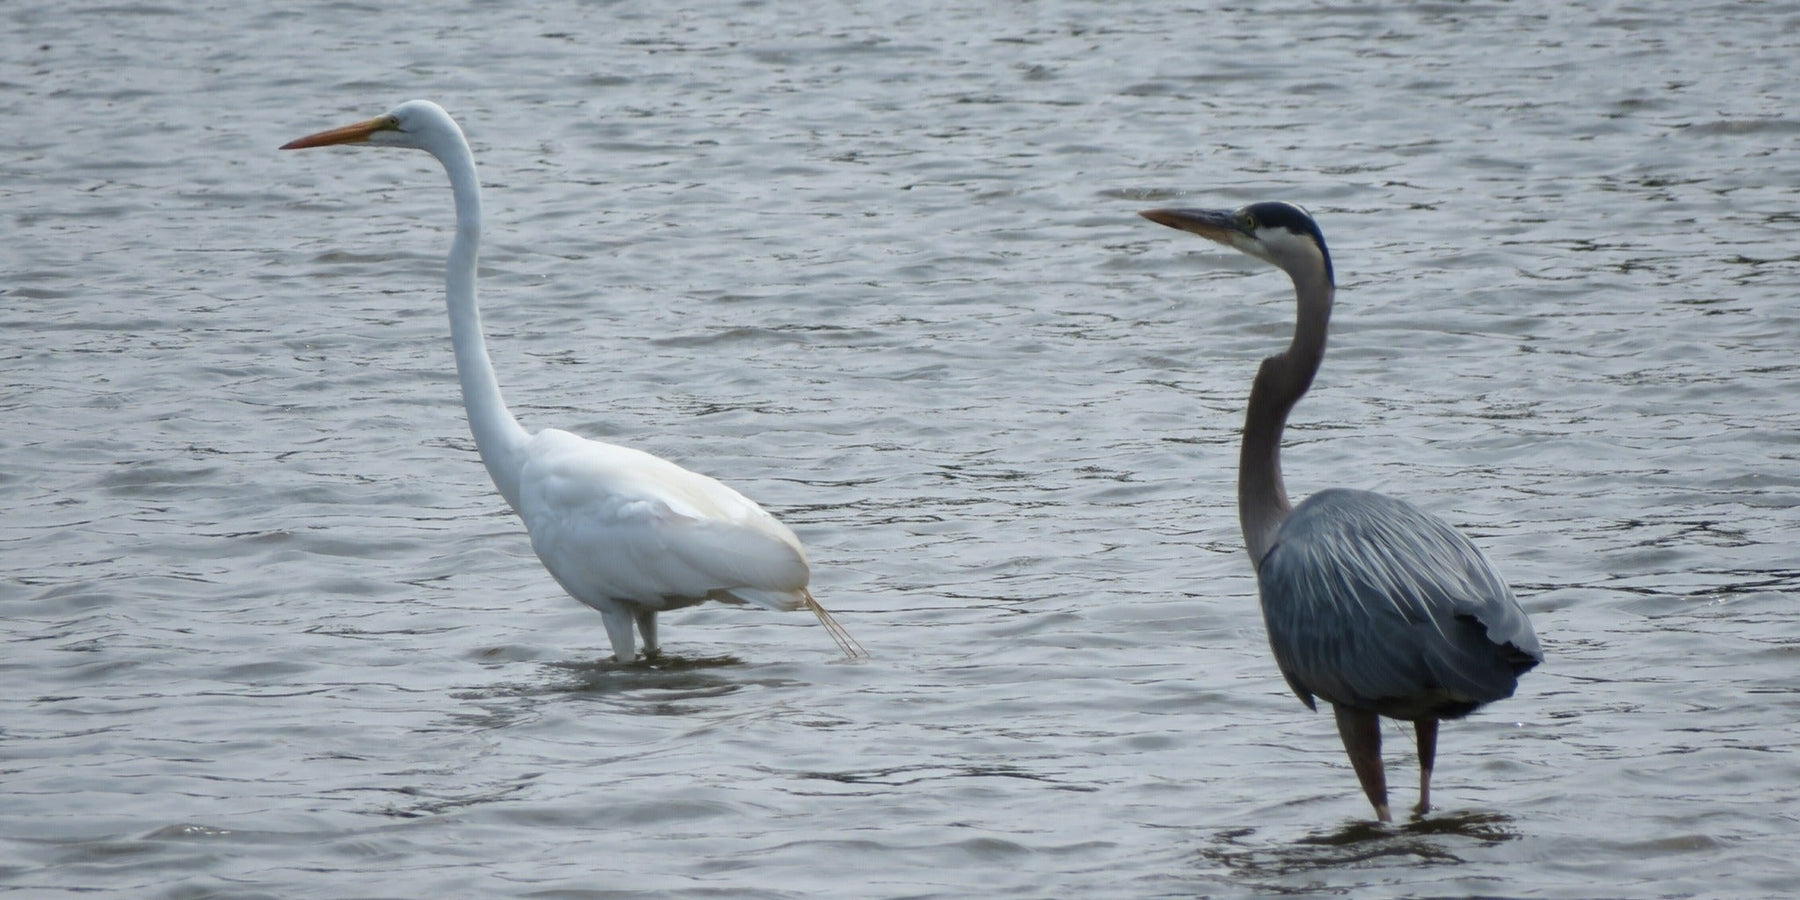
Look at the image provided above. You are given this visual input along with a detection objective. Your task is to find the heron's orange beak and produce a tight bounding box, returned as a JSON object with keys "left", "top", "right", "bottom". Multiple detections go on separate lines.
{"left": 281, "top": 115, "right": 394, "bottom": 150}
{"left": 1139, "top": 207, "right": 1239, "bottom": 245}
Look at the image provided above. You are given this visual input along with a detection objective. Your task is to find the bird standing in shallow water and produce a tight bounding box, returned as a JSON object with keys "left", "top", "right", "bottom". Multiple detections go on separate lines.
{"left": 282, "top": 100, "right": 862, "bottom": 664}
{"left": 1140, "top": 201, "right": 1540, "bottom": 821}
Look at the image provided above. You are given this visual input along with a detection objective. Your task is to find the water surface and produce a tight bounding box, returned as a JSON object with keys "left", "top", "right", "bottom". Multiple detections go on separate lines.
{"left": 3, "top": 1, "right": 1797, "bottom": 896}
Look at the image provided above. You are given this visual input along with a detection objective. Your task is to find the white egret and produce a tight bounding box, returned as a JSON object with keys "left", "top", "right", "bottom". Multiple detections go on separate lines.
{"left": 283, "top": 100, "right": 862, "bottom": 663}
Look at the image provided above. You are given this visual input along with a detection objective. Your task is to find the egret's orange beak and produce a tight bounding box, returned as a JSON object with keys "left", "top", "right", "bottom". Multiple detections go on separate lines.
{"left": 280, "top": 115, "right": 395, "bottom": 151}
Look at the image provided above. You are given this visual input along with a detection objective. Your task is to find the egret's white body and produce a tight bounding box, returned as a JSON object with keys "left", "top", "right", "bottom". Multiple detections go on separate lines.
{"left": 283, "top": 100, "right": 860, "bottom": 663}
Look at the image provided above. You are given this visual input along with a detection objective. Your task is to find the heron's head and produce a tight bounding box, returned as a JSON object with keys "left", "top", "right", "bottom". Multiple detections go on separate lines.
{"left": 1140, "top": 201, "right": 1333, "bottom": 287}
{"left": 281, "top": 100, "right": 463, "bottom": 154}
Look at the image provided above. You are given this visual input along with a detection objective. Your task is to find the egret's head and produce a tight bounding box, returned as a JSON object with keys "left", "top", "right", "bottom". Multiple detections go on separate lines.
{"left": 281, "top": 100, "right": 461, "bottom": 154}
{"left": 1140, "top": 201, "right": 1333, "bottom": 286}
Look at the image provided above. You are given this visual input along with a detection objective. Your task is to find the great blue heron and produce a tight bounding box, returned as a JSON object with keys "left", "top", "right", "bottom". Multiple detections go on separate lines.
{"left": 282, "top": 100, "right": 862, "bottom": 663}
{"left": 1140, "top": 201, "right": 1541, "bottom": 821}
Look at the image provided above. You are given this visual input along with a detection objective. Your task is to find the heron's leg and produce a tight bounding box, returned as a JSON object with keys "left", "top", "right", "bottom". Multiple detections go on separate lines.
{"left": 1333, "top": 703, "right": 1391, "bottom": 822}
{"left": 635, "top": 608, "right": 660, "bottom": 659}
{"left": 1414, "top": 718, "right": 1439, "bottom": 816}
{"left": 598, "top": 602, "right": 638, "bottom": 664}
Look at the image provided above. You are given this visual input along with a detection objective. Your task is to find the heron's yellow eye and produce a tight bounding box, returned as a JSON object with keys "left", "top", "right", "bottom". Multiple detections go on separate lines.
{"left": 1238, "top": 212, "right": 1257, "bottom": 232}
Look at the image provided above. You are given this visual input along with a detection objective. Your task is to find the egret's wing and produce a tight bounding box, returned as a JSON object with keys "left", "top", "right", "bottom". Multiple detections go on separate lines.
{"left": 661, "top": 514, "right": 812, "bottom": 607}
{"left": 1257, "top": 488, "right": 1541, "bottom": 717}
{"left": 517, "top": 431, "right": 809, "bottom": 608}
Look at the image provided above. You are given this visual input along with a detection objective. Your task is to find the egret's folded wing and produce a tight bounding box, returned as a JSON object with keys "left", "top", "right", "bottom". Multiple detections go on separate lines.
{"left": 518, "top": 431, "right": 809, "bottom": 606}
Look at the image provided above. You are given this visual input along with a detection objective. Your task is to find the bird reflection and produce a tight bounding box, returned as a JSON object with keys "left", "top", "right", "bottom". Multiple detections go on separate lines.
{"left": 1202, "top": 811, "right": 1521, "bottom": 881}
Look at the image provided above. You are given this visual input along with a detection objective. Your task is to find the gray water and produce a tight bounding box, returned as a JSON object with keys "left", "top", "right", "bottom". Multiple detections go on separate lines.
{"left": 4, "top": 1, "right": 1798, "bottom": 896}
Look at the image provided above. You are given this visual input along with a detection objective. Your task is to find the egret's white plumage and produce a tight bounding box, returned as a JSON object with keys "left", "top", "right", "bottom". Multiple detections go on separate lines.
{"left": 283, "top": 100, "right": 861, "bottom": 663}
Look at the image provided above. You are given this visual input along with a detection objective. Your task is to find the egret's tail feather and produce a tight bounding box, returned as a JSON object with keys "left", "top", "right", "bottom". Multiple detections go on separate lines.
{"left": 802, "top": 590, "right": 866, "bottom": 659}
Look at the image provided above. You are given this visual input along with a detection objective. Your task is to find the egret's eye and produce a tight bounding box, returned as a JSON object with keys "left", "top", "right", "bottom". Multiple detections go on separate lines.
{"left": 1238, "top": 212, "right": 1257, "bottom": 232}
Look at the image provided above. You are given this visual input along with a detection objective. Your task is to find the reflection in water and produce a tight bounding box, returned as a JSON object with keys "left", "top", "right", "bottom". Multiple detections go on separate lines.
{"left": 798, "top": 762, "right": 1081, "bottom": 788}
{"left": 539, "top": 653, "right": 765, "bottom": 706}
{"left": 4, "top": 0, "right": 1797, "bottom": 895}
{"left": 370, "top": 654, "right": 777, "bottom": 819}
{"left": 432, "top": 655, "right": 766, "bottom": 759}
{"left": 554, "top": 651, "right": 750, "bottom": 675}
{"left": 370, "top": 775, "right": 542, "bottom": 820}
{"left": 1203, "top": 812, "right": 1520, "bottom": 881}
{"left": 556, "top": 656, "right": 751, "bottom": 713}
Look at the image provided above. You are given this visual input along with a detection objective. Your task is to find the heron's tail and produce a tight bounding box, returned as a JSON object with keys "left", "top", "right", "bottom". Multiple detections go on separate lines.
{"left": 802, "top": 589, "right": 866, "bottom": 659}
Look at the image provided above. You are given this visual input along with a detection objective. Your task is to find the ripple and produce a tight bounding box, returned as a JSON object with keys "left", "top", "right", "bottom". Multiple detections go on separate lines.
{"left": 3, "top": 1, "right": 1798, "bottom": 898}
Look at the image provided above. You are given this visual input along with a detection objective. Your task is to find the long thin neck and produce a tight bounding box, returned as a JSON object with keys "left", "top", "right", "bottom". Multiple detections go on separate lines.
{"left": 438, "top": 138, "right": 530, "bottom": 512}
{"left": 1239, "top": 268, "right": 1334, "bottom": 564}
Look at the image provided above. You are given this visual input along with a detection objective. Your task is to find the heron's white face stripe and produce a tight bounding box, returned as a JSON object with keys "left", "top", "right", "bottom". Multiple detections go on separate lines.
{"left": 1248, "top": 225, "right": 1329, "bottom": 281}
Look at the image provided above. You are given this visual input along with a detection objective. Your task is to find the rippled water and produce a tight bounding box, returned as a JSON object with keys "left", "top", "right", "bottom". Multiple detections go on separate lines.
{"left": 4, "top": 1, "right": 1798, "bottom": 896}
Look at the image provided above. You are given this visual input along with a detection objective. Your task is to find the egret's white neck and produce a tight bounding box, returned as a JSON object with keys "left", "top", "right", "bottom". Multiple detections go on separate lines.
{"left": 435, "top": 135, "right": 530, "bottom": 511}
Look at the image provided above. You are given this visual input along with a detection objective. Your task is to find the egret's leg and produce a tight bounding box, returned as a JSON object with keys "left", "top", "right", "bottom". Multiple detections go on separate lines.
{"left": 598, "top": 603, "right": 638, "bottom": 664}
{"left": 1333, "top": 704, "right": 1390, "bottom": 822}
{"left": 635, "top": 608, "right": 660, "bottom": 659}
{"left": 1414, "top": 718, "right": 1439, "bottom": 816}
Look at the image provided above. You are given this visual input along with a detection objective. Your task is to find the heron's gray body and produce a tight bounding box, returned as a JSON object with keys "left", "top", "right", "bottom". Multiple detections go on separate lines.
{"left": 1139, "top": 200, "right": 1541, "bottom": 820}
{"left": 1259, "top": 488, "right": 1541, "bottom": 721}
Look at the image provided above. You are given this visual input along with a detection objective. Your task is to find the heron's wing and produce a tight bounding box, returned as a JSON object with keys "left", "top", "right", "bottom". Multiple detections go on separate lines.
{"left": 1257, "top": 488, "right": 1541, "bottom": 717}
{"left": 517, "top": 431, "right": 810, "bottom": 610}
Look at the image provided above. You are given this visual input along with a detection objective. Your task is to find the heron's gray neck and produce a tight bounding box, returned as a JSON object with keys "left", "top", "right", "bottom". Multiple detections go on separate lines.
{"left": 1239, "top": 268, "right": 1333, "bottom": 564}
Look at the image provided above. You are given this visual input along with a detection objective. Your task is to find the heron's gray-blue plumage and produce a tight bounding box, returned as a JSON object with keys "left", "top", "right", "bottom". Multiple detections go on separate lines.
{"left": 1258, "top": 488, "right": 1542, "bottom": 721}
{"left": 1140, "top": 201, "right": 1540, "bottom": 820}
